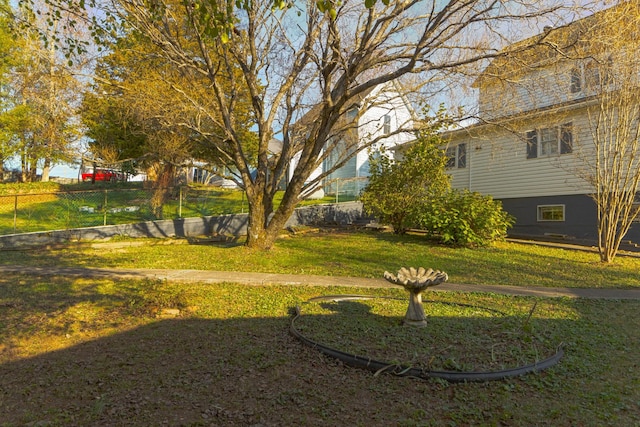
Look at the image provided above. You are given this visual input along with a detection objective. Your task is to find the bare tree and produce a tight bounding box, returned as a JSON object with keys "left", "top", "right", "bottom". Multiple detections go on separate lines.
{"left": 571, "top": 1, "right": 640, "bottom": 262}
{"left": 39, "top": 0, "right": 571, "bottom": 248}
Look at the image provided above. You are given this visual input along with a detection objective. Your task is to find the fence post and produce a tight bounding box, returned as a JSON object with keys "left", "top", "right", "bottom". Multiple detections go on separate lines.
{"left": 103, "top": 189, "right": 108, "bottom": 226}
{"left": 13, "top": 194, "right": 17, "bottom": 233}
{"left": 179, "top": 186, "right": 183, "bottom": 218}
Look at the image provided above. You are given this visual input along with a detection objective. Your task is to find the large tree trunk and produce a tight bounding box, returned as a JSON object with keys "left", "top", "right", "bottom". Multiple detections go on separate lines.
{"left": 29, "top": 158, "right": 38, "bottom": 182}
{"left": 41, "top": 158, "right": 51, "bottom": 182}
{"left": 150, "top": 163, "right": 175, "bottom": 219}
{"left": 20, "top": 153, "right": 28, "bottom": 182}
{"left": 20, "top": 157, "right": 38, "bottom": 182}
{"left": 245, "top": 182, "right": 300, "bottom": 250}
{"left": 245, "top": 202, "right": 298, "bottom": 250}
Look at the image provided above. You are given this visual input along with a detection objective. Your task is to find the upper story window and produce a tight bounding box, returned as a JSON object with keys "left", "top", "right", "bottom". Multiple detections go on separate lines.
{"left": 346, "top": 108, "right": 359, "bottom": 120}
{"left": 526, "top": 123, "right": 573, "bottom": 159}
{"left": 446, "top": 143, "right": 467, "bottom": 169}
{"left": 570, "top": 68, "right": 582, "bottom": 93}
{"left": 383, "top": 114, "right": 391, "bottom": 134}
{"left": 570, "top": 59, "right": 606, "bottom": 94}
{"left": 584, "top": 60, "right": 601, "bottom": 88}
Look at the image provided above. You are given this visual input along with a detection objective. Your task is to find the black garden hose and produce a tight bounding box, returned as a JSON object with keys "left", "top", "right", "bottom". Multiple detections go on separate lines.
{"left": 290, "top": 295, "right": 564, "bottom": 383}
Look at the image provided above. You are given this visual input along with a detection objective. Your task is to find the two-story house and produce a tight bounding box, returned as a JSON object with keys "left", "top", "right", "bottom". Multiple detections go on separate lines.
{"left": 443, "top": 3, "right": 640, "bottom": 245}
{"left": 290, "top": 80, "right": 416, "bottom": 198}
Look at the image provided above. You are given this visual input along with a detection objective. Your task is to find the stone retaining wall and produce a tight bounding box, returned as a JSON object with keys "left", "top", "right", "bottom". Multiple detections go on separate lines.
{"left": 0, "top": 202, "right": 365, "bottom": 250}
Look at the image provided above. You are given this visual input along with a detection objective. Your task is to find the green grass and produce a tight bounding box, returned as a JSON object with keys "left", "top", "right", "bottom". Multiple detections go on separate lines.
{"left": 0, "top": 184, "right": 246, "bottom": 234}
{"left": 0, "top": 181, "right": 63, "bottom": 195}
{"left": 0, "top": 181, "right": 354, "bottom": 235}
{"left": 2, "top": 231, "right": 639, "bottom": 289}
{"left": 0, "top": 274, "right": 638, "bottom": 426}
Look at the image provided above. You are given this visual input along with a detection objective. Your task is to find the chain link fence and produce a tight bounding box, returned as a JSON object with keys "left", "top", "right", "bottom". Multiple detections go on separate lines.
{"left": 0, "top": 186, "right": 248, "bottom": 236}
{"left": 323, "top": 177, "right": 368, "bottom": 202}
{"left": 0, "top": 178, "right": 367, "bottom": 236}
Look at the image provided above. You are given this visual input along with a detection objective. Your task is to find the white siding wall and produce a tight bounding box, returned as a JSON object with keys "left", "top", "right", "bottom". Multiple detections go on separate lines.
{"left": 478, "top": 62, "right": 599, "bottom": 120}
{"left": 447, "top": 108, "right": 595, "bottom": 199}
{"left": 446, "top": 149, "right": 470, "bottom": 190}
{"left": 356, "top": 85, "right": 414, "bottom": 175}
{"left": 291, "top": 81, "right": 415, "bottom": 196}
{"left": 289, "top": 150, "right": 325, "bottom": 198}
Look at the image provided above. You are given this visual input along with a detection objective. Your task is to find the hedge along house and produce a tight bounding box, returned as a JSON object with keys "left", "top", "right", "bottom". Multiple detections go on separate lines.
{"left": 289, "top": 80, "right": 416, "bottom": 199}
{"left": 442, "top": 3, "right": 640, "bottom": 246}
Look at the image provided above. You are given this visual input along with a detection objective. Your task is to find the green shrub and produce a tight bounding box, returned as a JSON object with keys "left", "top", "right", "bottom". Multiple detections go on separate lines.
{"left": 417, "top": 189, "right": 514, "bottom": 247}
{"left": 360, "top": 115, "right": 450, "bottom": 234}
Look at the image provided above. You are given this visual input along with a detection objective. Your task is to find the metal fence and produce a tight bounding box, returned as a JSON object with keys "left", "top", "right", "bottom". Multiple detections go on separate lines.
{"left": 0, "top": 178, "right": 367, "bottom": 236}
{"left": 323, "top": 177, "right": 368, "bottom": 202}
{"left": 0, "top": 186, "right": 248, "bottom": 236}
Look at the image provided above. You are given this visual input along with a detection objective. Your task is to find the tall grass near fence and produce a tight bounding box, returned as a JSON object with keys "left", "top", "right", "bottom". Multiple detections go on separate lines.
{"left": 0, "top": 182, "right": 358, "bottom": 235}
{"left": 0, "top": 186, "right": 248, "bottom": 235}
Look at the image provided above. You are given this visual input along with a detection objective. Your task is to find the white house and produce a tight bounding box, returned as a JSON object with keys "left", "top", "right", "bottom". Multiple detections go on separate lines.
{"left": 443, "top": 4, "right": 640, "bottom": 245}
{"left": 291, "top": 80, "right": 416, "bottom": 199}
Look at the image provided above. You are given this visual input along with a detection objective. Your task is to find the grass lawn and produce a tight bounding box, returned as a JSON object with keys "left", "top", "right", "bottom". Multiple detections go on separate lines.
{"left": 0, "top": 182, "right": 354, "bottom": 235}
{"left": 2, "top": 230, "right": 640, "bottom": 289}
{"left": 0, "top": 273, "right": 638, "bottom": 426}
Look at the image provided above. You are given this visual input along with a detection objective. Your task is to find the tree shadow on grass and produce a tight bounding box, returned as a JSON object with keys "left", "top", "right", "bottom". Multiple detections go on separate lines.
{"left": 2, "top": 286, "right": 639, "bottom": 426}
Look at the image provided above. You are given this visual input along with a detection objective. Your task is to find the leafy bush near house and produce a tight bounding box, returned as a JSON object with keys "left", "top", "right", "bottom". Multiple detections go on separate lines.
{"left": 360, "top": 112, "right": 450, "bottom": 234}
{"left": 416, "top": 189, "right": 514, "bottom": 246}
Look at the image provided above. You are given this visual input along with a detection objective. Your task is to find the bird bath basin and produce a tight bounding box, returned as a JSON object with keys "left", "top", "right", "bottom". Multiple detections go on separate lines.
{"left": 383, "top": 267, "right": 448, "bottom": 327}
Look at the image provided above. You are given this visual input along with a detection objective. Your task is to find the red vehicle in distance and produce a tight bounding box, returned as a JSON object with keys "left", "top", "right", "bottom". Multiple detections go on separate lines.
{"left": 81, "top": 168, "right": 124, "bottom": 182}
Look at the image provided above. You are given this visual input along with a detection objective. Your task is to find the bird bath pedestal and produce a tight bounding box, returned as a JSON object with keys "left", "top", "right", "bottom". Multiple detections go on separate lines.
{"left": 384, "top": 267, "right": 449, "bottom": 327}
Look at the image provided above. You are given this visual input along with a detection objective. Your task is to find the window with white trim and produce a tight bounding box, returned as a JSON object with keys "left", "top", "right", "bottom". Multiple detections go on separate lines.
{"left": 540, "top": 127, "right": 558, "bottom": 156}
{"left": 569, "top": 59, "right": 605, "bottom": 94}
{"left": 584, "top": 60, "right": 601, "bottom": 89}
{"left": 537, "top": 205, "right": 565, "bottom": 222}
{"left": 383, "top": 114, "right": 391, "bottom": 134}
{"left": 525, "top": 123, "right": 573, "bottom": 159}
{"left": 570, "top": 67, "right": 582, "bottom": 93}
{"left": 445, "top": 143, "right": 467, "bottom": 169}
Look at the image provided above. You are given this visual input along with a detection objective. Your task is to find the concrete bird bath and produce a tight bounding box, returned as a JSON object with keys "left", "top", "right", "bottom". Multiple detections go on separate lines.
{"left": 384, "top": 267, "right": 448, "bottom": 327}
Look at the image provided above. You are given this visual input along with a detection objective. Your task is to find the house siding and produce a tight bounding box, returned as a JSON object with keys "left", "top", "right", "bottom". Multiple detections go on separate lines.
{"left": 479, "top": 65, "right": 573, "bottom": 119}
{"left": 443, "top": 5, "right": 640, "bottom": 248}
{"left": 446, "top": 108, "right": 594, "bottom": 199}
{"left": 323, "top": 82, "right": 415, "bottom": 196}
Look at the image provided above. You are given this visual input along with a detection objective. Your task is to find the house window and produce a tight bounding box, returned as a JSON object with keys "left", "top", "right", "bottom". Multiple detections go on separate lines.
{"left": 446, "top": 143, "right": 467, "bottom": 169}
{"left": 570, "top": 60, "right": 604, "bottom": 94}
{"left": 633, "top": 202, "right": 640, "bottom": 223}
{"left": 570, "top": 68, "right": 582, "bottom": 93}
{"left": 383, "top": 114, "right": 391, "bottom": 134}
{"left": 584, "top": 60, "right": 601, "bottom": 89}
{"left": 457, "top": 143, "right": 466, "bottom": 168}
{"left": 538, "top": 205, "right": 565, "bottom": 222}
{"left": 525, "top": 123, "right": 573, "bottom": 159}
{"left": 445, "top": 146, "right": 456, "bottom": 168}
{"left": 540, "top": 128, "right": 558, "bottom": 156}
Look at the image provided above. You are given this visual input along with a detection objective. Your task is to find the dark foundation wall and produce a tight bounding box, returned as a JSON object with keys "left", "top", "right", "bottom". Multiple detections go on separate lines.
{"left": 500, "top": 194, "right": 640, "bottom": 246}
